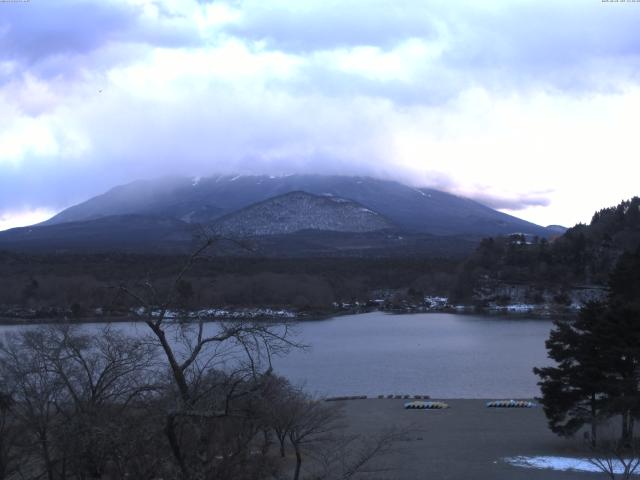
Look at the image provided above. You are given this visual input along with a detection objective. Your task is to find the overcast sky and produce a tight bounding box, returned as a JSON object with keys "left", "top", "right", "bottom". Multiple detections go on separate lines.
{"left": 1, "top": 0, "right": 639, "bottom": 231}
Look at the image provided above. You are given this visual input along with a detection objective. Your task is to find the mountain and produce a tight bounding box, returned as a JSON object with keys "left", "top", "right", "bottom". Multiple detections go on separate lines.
{"left": 0, "top": 215, "right": 195, "bottom": 253}
{"left": 0, "top": 174, "right": 557, "bottom": 255}
{"left": 211, "top": 191, "right": 394, "bottom": 237}
{"left": 43, "top": 174, "right": 550, "bottom": 237}
{"left": 545, "top": 225, "right": 568, "bottom": 236}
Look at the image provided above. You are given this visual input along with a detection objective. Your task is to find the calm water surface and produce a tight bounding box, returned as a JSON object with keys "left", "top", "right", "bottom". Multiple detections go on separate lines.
{"left": 273, "top": 312, "right": 554, "bottom": 398}
{"left": 0, "top": 312, "right": 554, "bottom": 398}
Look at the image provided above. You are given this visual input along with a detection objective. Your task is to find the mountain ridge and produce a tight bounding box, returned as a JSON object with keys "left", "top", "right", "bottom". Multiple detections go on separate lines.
{"left": 42, "top": 174, "right": 551, "bottom": 237}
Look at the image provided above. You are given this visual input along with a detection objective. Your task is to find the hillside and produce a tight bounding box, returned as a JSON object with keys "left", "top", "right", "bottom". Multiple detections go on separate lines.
{"left": 211, "top": 191, "right": 394, "bottom": 236}
{"left": 0, "top": 215, "right": 196, "bottom": 254}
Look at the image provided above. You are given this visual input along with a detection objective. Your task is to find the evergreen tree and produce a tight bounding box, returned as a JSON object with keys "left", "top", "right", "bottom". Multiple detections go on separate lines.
{"left": 608, "top": 247, "right": 640, "bottom": 310}
{"left": 535, "top": 248, "right": 640, "bottom": 446}
{"left": 601, "top": 305, "right": 640, "bottom": 445}
{"left": 534, "top": 301, "right": 611, "bottom": 446}
{"left": 602, "top": 248, "right": 640, "bottom": 444}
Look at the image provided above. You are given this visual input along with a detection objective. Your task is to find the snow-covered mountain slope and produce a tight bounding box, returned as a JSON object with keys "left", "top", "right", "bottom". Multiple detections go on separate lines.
{"left": 211, "top": 191, "right": 394, "bottom": 236}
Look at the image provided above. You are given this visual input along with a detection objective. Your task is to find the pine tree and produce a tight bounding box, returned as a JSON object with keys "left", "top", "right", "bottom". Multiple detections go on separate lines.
{"left": 535, "top": 249, "right": 640, "bottom": 446}
{"left": 534, "top": 301, "right": 611, "bottom": 446}
{"left": 602, "top": 248, "right": 640, "bottom": 445}
{"left": 608, "top": 247, "right": 640, "bottom": 310}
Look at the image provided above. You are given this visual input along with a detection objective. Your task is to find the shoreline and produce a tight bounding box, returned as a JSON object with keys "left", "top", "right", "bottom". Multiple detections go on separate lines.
{"left": 0, "top": 305, "right": 574, "bottom": 326}
{"left": 324, "top": 395, "right": 539, "bottom": 401}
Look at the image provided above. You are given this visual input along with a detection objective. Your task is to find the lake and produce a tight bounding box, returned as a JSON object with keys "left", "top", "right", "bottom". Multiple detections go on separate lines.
{"left": 0, "top": 312, "right": 554, "bottom": 399}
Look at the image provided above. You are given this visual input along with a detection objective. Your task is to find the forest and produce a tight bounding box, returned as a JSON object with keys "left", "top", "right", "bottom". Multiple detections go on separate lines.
{"left": 0, "top": 254, "right": 459, "bottom": 320}
{"left": 451, "top": 197, "right": 640, "bottom": 303}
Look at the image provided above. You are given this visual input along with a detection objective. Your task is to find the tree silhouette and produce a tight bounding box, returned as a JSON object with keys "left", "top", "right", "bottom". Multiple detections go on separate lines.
{"left": 534, "top": 301, "right": 611, "bottom": 446}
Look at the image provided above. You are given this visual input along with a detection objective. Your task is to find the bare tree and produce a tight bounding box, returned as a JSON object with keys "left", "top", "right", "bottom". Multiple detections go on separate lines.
{"left": 0, "top": 390, "right": 22, "bottom": 480}
{"left": 588, "top": 437, "right": 640, "bottom": 480}
{"left": 309, "top": 428, "right": 410, "bottom": 480}
{"left": 118, "top": 237, "right": 302, "bottom": 479}
{"left": 260, "top": 375, "right": 299, "bottom": 458}
{"left": 0, "top": 325, "right": 161, "bottom": 480}
{"left": 0, "top": 237, "right": 308, "bottom": 480}
{"left": 0, "top": 331, "right": 66, "bottom": 480}
{"left": 276, "top": 390, "right": 410, "bottom": 480}
{"left": 41, "top": 325, "right": 158, "bottom": 478}
{"left": 286, "top": 394, "right": 344, "bottom": 480}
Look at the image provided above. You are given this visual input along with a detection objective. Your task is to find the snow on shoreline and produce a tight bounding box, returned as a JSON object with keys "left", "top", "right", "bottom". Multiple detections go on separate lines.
{"left": 504, "top": 455, "right": 640, "bottom": 475}
{"left": 133, "top": 307, "right": 297, "bottom": 320}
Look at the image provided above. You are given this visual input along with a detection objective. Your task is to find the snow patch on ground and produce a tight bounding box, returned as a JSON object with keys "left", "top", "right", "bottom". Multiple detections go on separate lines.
{"left": 504, "top": 455, "right": 639, "bottom": 475}
{"left": 424, "top": 296, "right": 450, "bottom": 309}
{"left": 133, "top": 307, "right": 297, "bottom": 320}
{"left": 488, "top": 303, "right": 535, "bottom": 313}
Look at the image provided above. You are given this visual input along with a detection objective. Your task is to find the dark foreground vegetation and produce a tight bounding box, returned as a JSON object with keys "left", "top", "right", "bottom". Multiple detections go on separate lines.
{"left": 0, "top": 325, "right": 402, "bottom": 480}
{"left": 0, "top": 244, "right": 404, "bottom": 480}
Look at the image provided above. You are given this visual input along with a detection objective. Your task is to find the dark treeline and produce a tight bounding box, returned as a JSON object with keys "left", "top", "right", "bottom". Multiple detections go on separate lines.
{"left": 452, "top": 197, "right": 640, "bottom": 302}
{"left": 0, "top": 254, "right": 459, "bottom": 316}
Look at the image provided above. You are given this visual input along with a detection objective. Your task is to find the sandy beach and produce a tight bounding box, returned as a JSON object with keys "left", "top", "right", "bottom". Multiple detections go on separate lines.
{"left": 335, "top": 399, "right": 603, "bottom": 480}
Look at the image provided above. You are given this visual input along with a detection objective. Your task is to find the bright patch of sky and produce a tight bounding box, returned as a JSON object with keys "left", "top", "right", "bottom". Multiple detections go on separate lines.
{"left": 0, "top": 208, "right": 56, "bottom": 231}
{"left": 1, "top": 0, "right": 640, "bottom": 229}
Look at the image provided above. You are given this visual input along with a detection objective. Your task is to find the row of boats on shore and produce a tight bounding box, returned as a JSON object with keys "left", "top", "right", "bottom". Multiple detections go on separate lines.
{"left": 405, "top": 399, "right": 536, "bottom": 409}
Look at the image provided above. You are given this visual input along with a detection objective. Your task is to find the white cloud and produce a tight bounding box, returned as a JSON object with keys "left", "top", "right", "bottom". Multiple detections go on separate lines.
{"left": 0, "top": 114, "right": 59, "bottom": 164}
{"left": 0, "top": 208, "right": 56, "bottom": 232}
{"left": 389, "top": 85, "right": 640, "bottom": 226}
{"left": 315, "top": 37, "right": 445, "bottom": 83}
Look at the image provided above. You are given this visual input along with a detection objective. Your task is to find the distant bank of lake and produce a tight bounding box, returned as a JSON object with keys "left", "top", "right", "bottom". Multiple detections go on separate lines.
{"left": 0, "top": 312, "right": 554, "bottom": 399}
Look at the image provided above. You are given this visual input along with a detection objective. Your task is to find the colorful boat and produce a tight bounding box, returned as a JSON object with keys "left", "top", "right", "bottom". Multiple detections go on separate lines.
{"left": 486, "top": 400, "right": 535, "bottom": 408}
{"left": 404, "top": 401, "right": 449, "bottom": 409}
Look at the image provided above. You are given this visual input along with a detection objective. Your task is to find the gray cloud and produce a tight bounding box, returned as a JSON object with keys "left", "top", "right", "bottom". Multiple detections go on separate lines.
{"left": 440, "top": 3, "right": 640, "bottom": 93}
{"left": 1, "top": 1, "right": 136, "bottom": 62}
{"left": 225, "top": 1, "right": 640, "bottom": 95}
{"left": 469, "top": 192, "right": 552, "bottom": 211}
{"left": 0, "top": 161, "right": 116, "bottom": 213}
{"left": 0, "top": 0, "right": 200, "bottom": 82}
